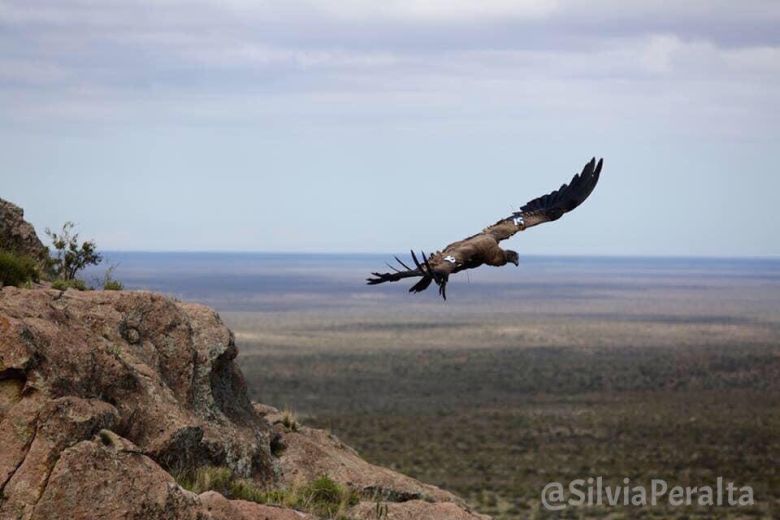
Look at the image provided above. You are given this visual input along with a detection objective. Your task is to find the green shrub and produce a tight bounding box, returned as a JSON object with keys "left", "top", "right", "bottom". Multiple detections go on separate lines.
{"left": 298, "top": 476, "right": 359, "bottom": 518}
{"left": 103, "top": 279, "right": 123, "bottom": 291}
{"left": 281, "top": 408, "right": 299, "bottom": 432}
{"left": 175, "top": 466, "right": 265, "bottom": 502}
{"left": 0, "top": 250, "right": 39, "bottom": 287}
{"left": 46, "top": 222, "right": 102, "bottom": 281}
{"left": 228, "top": 478, "right": 268, "bottom": 503}
{"left": 100, "top": 264, "right": 123, "bottom": 290}
{"left": 52, "top": 278, "right": 89, "bottom": 291}
{"left": 195, "top": 466, "right": 232, "bottom": 494}
{"left": 173, "top": 467, "right": 358, "bottom": 518}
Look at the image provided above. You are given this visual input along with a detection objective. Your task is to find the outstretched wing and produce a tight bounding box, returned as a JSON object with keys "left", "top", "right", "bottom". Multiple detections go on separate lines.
{"left": 516, "top": 157, "right": 602, "bottom": 229}
{"left": 486, "top": 157, "right": 603, "bottom": 241}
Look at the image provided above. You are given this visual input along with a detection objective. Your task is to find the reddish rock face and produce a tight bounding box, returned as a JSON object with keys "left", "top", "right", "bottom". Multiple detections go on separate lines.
{"left": 0, "top": 287, "right": 277, "bottom": 518}
{"left": 0, "top": 198, "right": 50, "bottom": 266}
{"left": 0, "top": 287, "right": 488, "bottom": 519}
{"left": 0, "top": 288, "right": 274, "bottom": 480}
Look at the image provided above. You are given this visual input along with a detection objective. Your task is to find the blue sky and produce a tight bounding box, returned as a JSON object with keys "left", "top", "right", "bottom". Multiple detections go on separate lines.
{"left": 2, "top": 1, "right": 779, "bottom": 256}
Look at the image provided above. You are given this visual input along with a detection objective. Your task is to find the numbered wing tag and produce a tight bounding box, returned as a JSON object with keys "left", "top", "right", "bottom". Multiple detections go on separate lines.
{"left": 444, "top": 255, "right": 457, "bottom": 264}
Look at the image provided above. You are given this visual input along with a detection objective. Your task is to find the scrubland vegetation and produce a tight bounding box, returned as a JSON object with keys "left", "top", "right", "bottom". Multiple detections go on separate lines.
{"left": 0, "top": 250, "right": 39, "bottom": 287}
{"left": 226, "top": 269, "right": 780, "bottom": 519}
{"left": 103, "top": 253, "right": 780, "bottom": 519}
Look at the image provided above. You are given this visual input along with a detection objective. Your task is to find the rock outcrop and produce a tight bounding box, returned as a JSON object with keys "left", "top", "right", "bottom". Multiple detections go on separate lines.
{"left": 0, "top": 199, "right": 49, "bottom": 265}
{"left": 0, "top": 287, "right": 487, "bottom": 520}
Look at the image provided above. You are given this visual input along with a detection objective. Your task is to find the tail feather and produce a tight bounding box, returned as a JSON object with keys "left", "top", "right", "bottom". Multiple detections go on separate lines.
{"left": 409, "top": 276, "right": 434, "bottom": 293}
{"left": 366, "top": 269, "right": 421, "bottom": 285}
{"left": 367, "top": 251, "right": 447, "bottom": 300}
{"left": 366, "top": 253, "right": 424, "bottom": 285}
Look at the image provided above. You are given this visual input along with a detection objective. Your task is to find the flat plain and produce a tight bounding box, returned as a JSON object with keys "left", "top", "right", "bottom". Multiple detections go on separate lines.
{"left": 105, "top": 253, "right": 780, "bottom": 519}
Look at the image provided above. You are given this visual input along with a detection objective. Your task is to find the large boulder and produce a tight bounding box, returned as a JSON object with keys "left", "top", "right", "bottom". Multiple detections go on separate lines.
{"left": 0, "top": 198, "right": 49, "bottom": 264}
{"left": 0, "top": 288, "right": 276, "bottom": 519}
{"left": 33, "top": 428, "right": 313, "bottom": 520}
{"left": 0, "top": 287, "right": 489, "bottom": 519}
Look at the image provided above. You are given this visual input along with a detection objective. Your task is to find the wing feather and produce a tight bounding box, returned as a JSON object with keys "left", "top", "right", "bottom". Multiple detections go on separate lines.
{"left": 515, "top": 157, "right": 602, "bottom": 229}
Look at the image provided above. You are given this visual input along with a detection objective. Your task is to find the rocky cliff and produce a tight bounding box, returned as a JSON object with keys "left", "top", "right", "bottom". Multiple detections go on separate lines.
{"left": 0, "top": 286, "right": 487, "bottom": 519}
{"left": 0, "top": 199, "right": 49, "bottom": 267}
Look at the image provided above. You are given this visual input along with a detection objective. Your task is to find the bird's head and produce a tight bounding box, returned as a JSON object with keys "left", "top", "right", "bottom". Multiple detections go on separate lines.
{"left": 505, "top": 250, "right": 519, "bottom": 266}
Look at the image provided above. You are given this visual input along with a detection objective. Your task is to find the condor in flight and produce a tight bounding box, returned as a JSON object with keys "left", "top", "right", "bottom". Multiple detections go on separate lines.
{"left": 367, "top": 157, "right": 603, "bottom": 299}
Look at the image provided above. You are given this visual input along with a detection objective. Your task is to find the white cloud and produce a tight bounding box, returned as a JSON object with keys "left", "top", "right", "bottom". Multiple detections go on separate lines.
{"left": 0, "top": 0, "right": 778, "bottom": 139}
{"left": 306, "top": 0, "right": 560, "bottom": 21}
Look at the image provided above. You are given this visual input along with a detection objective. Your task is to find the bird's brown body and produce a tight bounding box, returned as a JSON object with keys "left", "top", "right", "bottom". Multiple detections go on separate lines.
{"left": 435, "top": 225, "right": 518, "bottom": 270}
{"left": 367, "top": 157, "right": 603, "bottom": 299}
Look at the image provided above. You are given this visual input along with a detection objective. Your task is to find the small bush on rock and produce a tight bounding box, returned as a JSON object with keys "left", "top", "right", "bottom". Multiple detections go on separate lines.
{"left": 174, "top": 467, "right": 358, "bottom": 518}
{"left": 101, "top": 265, "right": 124, "bottom": 290}
{"left": 0, "top": 250, "right": 39, "bottom": 287}
{"left": 281, "top": 408, "right": 299, "bottom": 432}
{"left": 46, "top": 222, "right": 102, "bottom": 281}
{"left": 297, "top": 475, "right": 359, "bottom": 518}
{"left": 104, "top": 279, "right": 123, "bottom": 290}
{"left": 52, "top": 278, "right": 89, "bottom": 291}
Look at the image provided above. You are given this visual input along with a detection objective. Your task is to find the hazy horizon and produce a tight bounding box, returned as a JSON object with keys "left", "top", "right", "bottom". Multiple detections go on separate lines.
{"left": 82, "top": 252, "right": 780, "bottom": 313}
{"left": 96, "top": 250, "right": 780, "bottom": 259}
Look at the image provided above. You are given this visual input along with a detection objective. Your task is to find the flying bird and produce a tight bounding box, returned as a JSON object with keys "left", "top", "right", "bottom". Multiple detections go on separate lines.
{"left": 367, "top": 157, "right": 603, "bottom": 299}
